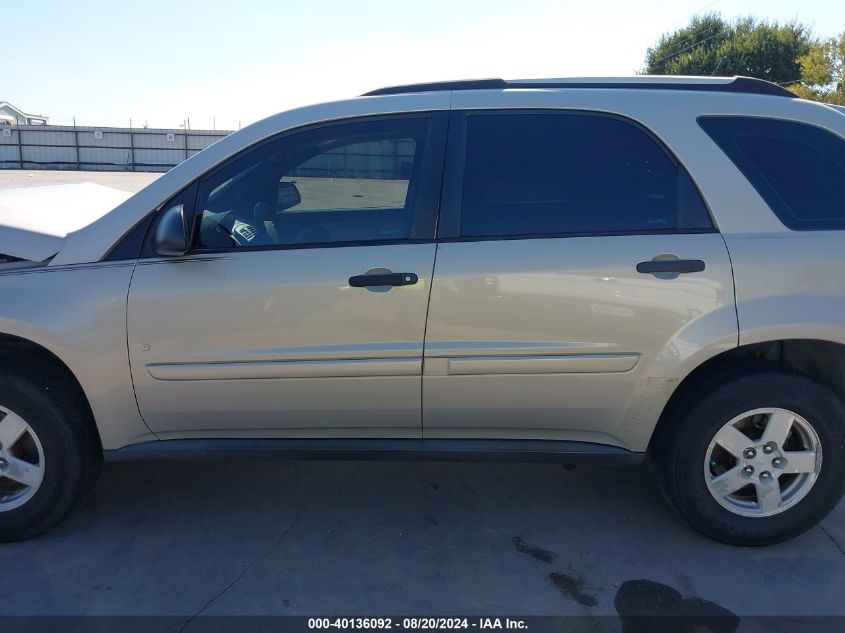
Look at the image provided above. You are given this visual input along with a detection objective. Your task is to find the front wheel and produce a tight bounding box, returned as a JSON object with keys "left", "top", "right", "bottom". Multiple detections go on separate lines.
{"left": 653, "top": 367, "right": 845, "bottom": 546}
{"left": 0, "top": 360, "right": 101, "bottom": 541}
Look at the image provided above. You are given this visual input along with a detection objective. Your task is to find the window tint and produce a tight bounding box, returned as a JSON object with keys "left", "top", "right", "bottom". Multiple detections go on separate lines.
{"left": 195, "top": 117, "right": 431, "bottom": 249}
{"left": 698, "top": 116, "right": 845, "bottom": 230}
{"left": 459, "top": 112, "right": 711, "bottom": 238}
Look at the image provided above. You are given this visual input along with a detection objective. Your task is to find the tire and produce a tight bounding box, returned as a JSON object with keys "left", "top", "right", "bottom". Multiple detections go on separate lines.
{"left": 0, "top": 357, "right": 101, "bottom": 541}
{"left": 652, "top": 364, "right": 845, "bottom": 546}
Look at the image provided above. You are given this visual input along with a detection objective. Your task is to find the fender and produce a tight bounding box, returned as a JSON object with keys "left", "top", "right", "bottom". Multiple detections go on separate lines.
{"left": 738, "top": 295, "right": 845, "bottom": 348}
{"left": 0, "top": 263, "right": 155, "bottom": 449}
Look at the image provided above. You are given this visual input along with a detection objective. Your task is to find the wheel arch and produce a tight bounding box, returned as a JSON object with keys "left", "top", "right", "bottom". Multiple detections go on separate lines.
{"left": 649, "top": 338, "right": 845, "bottom": 453}
{"left": 0, "top": 332, "right": 102, "bottom": 455}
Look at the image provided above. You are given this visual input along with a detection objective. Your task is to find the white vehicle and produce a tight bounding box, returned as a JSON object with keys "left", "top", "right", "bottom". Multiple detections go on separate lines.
{"left": 1, "top": 76, "right": 845, "bottom": 544}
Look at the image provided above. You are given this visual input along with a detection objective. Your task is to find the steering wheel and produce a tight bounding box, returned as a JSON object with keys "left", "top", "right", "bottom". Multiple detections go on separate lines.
{"left": 215, "top": 202, "right": 276, "bottom": 247}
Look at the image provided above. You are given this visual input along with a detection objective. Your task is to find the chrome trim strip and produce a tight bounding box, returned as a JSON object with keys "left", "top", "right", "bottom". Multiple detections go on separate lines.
{"left": 147, "top": 358, "right": 421, "bottom": 381}
{"left": 444, "top": 354, "right": 639, "bottom": 375}
{"left": 423, "top": 340, "right": 615, "bottom": 357}
{"left": 184, "top": 342, "right": 424, "bottom": 362}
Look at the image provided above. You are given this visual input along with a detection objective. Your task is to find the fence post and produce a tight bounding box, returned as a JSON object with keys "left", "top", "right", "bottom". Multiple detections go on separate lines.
{"left": 16, "top": 127, "right": 23, "bottom": 169}
{"left": 73, "top": 125, "right": 81, "bottom": 170}
{"left": 129, "top": 129, "right": 136, "bottom": 172}
{"left": 184, "top": 132, "right": 189, "bottom": 163}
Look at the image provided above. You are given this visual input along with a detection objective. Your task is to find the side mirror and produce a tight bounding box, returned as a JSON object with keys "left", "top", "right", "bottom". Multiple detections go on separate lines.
{"left": 152, "top": 203, "right": 188, "bottom": 257}
{"left": 277, "top": 180, "right": 302, "bottom": 212}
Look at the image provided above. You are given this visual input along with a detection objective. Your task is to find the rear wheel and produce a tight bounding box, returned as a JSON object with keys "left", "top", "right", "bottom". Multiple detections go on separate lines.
{"left": 654, "top": 367, "right": 845, "bottom": 545}
{"left": 704, "top": 407, "right": 821, "bottom": 518}
{"left": 0, "top": 359, "right": 101, "bottom": 541}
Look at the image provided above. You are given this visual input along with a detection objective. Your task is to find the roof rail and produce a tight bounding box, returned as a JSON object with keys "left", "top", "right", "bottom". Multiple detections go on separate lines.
{"left": 362, "top": 76, "right": 795, "bottom": 98}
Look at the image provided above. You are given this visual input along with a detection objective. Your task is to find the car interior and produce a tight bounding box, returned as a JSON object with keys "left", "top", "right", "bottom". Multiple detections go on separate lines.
{"left": 196, "top": 130, "right": 422, "bottom": 249}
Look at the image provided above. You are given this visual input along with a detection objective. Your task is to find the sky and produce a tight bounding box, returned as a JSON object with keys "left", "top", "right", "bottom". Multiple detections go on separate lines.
{"left": 2, "top": 0, "right": 843, "bottom": 130}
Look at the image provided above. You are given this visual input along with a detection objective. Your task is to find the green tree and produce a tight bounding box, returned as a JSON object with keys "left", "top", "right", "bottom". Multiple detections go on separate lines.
{"left": 643, "top": 13, "right": 813, "bottom": 86}
{"left": 791, "top": 32, "right": 845, "bottom": 105}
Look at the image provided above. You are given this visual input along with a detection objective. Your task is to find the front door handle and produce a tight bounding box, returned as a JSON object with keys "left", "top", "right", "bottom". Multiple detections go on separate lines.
{"left": 349, "top": 272, "right": 419, "bottom": 287}
{"left": 636, "top": 259, "right": 706, "bottom": 274}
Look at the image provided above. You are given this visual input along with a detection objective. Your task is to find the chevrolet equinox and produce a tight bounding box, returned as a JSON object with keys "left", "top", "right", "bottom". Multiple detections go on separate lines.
{"left": 1, "top": 76, "right": 844, "bottom": 545}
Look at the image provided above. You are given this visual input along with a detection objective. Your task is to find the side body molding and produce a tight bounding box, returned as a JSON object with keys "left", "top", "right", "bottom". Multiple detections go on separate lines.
{"left": 147, "top": 358, "right": 420, "bottom": 381}
{"left": 443, "top": 353, "right": 639, "bottom": 376}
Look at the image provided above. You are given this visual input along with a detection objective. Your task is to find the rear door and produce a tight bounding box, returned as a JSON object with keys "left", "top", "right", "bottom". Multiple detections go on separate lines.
{"left": 422, "top": 110, "right": 736, "bottom": 446}
{"left": 128, "top": 113, "right": 447, "bottom": 438}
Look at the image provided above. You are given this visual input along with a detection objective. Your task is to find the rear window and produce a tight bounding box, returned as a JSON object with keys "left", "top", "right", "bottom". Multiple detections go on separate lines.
{"left": 698, "top": 116, "right": 845, "bottom": 230}
{"left": 459, "top": 112, "right": 713, "bottom": 238}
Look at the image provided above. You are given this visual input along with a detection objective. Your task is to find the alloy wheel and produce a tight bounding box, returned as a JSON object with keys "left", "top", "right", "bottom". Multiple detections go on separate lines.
{"left": 0, "top": 406, "right": 46, "bottom": 512}
{"left": 704, "top": 407, "right": 821, "bottom": 517}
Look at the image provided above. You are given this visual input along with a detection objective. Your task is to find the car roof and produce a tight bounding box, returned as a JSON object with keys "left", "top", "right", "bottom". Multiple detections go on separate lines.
{"left": 363, "top": 76, "right": 795, "bottom": 98}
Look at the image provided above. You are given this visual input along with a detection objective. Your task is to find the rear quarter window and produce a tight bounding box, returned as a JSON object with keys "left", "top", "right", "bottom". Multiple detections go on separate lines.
{"left": 698, "top": 116, "right": 845, "bottom": 230}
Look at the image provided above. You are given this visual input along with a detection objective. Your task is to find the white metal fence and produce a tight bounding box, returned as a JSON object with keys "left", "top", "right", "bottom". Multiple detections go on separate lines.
{"left": 0, "top": 124, "right": 232, "bottom": 172}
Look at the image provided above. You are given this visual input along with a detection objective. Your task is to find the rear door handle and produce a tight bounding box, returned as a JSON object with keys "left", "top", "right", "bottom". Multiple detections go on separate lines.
{"left": 349, "top": 272, "right": 419, "bottom": 287}
{"left": 636, "top": 259, "right": 706, "bottom": 274}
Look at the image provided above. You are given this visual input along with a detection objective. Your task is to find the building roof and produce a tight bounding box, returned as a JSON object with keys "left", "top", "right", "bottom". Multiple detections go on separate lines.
{"left": 0, "top": 101, "right": 49, "bottom": 121}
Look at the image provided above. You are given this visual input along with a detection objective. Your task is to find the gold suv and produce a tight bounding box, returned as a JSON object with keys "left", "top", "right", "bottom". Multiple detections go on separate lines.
{"left": 1, "top": 76, "right": 844, "bottom": 545}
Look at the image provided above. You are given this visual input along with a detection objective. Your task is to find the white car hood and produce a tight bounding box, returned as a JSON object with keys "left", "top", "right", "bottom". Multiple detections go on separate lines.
{"left": 0, "top": 183, "right": 132, "bottom": 262}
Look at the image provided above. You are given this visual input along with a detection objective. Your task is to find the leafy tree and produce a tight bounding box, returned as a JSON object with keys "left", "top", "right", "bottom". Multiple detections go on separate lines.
{"left": 791, "top": 33, "right": 845, "bottom": 105}
{"left": 643, "top": 13, "right": 813, "bottom": 86}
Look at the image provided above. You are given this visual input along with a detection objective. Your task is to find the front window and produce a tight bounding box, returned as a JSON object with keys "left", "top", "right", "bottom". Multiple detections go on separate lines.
{"left": 195, "top": 117, "right": 431, "bottom": 249}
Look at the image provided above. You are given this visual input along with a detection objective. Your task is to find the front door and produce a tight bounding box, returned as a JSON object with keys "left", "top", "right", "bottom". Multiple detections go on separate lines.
{"left": 128, "top": 113, "right": 447, "bottom": 438}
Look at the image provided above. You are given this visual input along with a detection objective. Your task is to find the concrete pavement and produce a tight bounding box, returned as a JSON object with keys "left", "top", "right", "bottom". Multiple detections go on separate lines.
{"left": 0, "top": 460, "right": 842, "bottom": 616}
{"left": 0, "top": 169, "right": 161, "bottom": 191}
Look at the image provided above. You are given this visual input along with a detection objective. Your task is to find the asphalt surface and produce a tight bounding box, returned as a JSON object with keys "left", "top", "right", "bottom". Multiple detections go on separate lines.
{"left": 0, "top": 170, "right": 844, "bottom": 621}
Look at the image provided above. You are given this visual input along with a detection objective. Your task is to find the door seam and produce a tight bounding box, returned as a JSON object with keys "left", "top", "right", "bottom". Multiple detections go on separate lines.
{"left": 421, "top": 101, "right": 453, "bottom": 439}
{"left": 420, "top": 242, "right": 439, "bottom": 439}
{"left": 719, "top": 232, "right": 741, "bottom": 347}
{"left": 124, "top": 259, "right": 161, "bottom": 439}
